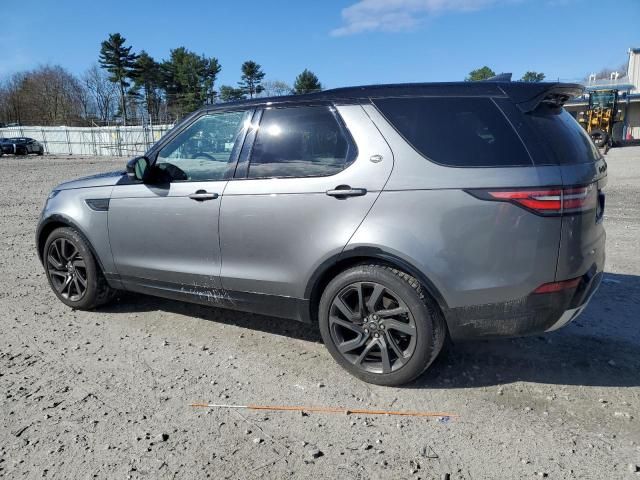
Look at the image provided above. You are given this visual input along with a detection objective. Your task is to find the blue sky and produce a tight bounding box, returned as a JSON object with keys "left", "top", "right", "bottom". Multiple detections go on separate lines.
{"left": 1, "top": 0, "right": 638, "bottom": 88}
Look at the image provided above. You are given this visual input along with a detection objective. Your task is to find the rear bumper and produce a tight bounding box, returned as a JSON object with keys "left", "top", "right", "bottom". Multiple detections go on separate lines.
{"left": 544, "top": 271, "right": 602, "bottom": 332}
{"left": 445, "top": 267, "right": 603, "bottom": 341}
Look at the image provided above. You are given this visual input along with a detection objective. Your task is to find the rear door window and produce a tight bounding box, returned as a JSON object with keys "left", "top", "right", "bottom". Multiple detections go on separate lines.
{"left": 526, "top": 105, "right": 601, "bottom": 164}
{"left": 247, "top": 106, "right": 352, "bottom": 179}
{"left": 374, "top": 97, "right": 532, "bottom": 167}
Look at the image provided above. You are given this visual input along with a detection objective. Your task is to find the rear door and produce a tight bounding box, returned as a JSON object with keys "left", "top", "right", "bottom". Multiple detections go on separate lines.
{"left": 219, "top": 103, "right": 393, "bottom": 300}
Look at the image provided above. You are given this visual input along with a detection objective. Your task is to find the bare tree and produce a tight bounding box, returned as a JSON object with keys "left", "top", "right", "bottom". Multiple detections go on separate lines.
{"left": 261, "top": 80, "right": 292, "bottom": 97}
{"left": 0, "top": 85, "right": 5, "bottom": 124}
{"left": 0, "top": 72, "right": 28, "bottom": 125}
{"left": 83, "top": 65, "right": 119, "bottom": 124}
{"left": 0, "top": 66, "right": 84, "bottom": 126}
{"left": 30, "top": 66, "right": 84, "bottom": 124}
{"left": 74, "top": 80, "right": 93, "bottom": 123}
{"left": 585, "top": 63, "right": 629, "bottom": 82}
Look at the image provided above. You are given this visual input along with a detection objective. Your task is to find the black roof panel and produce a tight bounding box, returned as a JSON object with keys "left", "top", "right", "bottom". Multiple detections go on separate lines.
{"left": 202, "top": 81, "right": 583, "bottom": 112}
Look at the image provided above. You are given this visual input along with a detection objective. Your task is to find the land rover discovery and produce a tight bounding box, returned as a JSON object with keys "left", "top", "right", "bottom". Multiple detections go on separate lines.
{"left": 37, "top": 81, "right": 606, "bottom": 385}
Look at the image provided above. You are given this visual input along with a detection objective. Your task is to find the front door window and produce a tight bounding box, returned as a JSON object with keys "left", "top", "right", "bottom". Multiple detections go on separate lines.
{"left": 156, "top": 110, "right": 252, "bottom": 181}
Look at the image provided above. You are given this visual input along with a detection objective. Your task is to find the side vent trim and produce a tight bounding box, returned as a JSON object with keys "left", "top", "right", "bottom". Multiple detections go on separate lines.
{"left": 85, "top": 198, "right": 110, "bottom": 212}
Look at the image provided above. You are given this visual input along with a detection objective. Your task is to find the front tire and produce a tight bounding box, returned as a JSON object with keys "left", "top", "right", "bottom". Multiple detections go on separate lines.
{"left": 44, "top": 227, "right": 115, "bottom": 310}
{"left": 319, "top": 264, "right": 446, "bottom": 386}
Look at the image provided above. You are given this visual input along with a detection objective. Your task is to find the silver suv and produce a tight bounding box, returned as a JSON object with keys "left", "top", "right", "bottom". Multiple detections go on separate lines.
{"left": 37, "top": 82, "right": 606, "bottom": 385}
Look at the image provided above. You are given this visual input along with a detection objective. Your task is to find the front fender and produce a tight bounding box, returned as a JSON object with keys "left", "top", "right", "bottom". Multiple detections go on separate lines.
{"left": 37, "top": 186, "right": 117, "bottom": 279}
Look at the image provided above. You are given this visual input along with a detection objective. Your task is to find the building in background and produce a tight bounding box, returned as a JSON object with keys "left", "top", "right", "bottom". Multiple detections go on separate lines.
{"left": 565, "top": 47, "right": 640, "bottom": 141}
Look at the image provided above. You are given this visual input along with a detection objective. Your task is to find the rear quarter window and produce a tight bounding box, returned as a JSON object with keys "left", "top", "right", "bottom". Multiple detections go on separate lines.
{"left": 373, "top": 97, "right": 532, "bottom": 167}
{"left": 526, "top": 105, "right": 602, "bottom": 165}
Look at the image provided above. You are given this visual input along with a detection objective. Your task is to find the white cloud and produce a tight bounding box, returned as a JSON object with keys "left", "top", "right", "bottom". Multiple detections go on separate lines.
{"left": 331, "top": 0, "right": 506, "bottom": 36}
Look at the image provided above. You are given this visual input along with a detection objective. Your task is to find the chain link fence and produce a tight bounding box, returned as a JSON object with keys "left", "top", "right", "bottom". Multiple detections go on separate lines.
{"left": 0, "top": 124, "right": 174, "bottom": 156}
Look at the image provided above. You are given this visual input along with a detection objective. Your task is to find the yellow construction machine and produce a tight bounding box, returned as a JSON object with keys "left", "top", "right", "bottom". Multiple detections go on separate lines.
{"left": 578, "top": 89, "right": 624, "bottom": 152}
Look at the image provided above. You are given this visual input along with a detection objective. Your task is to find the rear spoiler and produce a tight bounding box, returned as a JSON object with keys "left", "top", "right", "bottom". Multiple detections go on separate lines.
{"left": 499, "top": 82, "right": 584, "bottom": 112}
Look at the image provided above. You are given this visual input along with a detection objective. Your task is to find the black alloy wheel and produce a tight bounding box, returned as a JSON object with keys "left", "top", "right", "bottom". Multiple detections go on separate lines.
{"left": 319, "top": 264, "right": 446, "bottom": 386}
{"left": 43, "top": 227, "right": 116, "bottom": 309}
{"left": 328, "top": 281, "right": 417, "bottom": 374}
{"left": 46, "top": 237, "right": 88, "bottom": 301}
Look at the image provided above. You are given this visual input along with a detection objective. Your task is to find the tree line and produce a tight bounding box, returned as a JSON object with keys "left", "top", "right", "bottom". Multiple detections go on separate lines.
{"left": 465, "top": 66, "right": 546, "bottom": 82}
{"left": 0, "top": 32, "right": 323, "bottom": 127}
{"left": 0, "top": 32, "right": 550, "bottom": 127}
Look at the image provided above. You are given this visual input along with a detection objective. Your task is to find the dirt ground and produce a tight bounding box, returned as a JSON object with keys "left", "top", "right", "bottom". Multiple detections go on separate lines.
{"left": 1, "top": 148, "right": 639, "bottom": 480}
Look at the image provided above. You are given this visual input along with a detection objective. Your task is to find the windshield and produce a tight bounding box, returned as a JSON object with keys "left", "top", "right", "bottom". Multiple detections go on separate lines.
{"left": 589, "top": 90, "right": 616, "bottom": 109}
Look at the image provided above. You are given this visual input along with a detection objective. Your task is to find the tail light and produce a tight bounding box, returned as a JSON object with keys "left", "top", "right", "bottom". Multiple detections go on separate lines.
{"left": 533, "top": 277, "right": 581, "bottom": 294}
{"left": 466, "top": 184, "right": 598, "bottom": 216}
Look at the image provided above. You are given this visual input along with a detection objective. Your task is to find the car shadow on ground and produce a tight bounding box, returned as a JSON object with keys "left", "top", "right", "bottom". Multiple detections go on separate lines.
{"left": 414, "top": 272, "right": 640, "bottom": 389}
{"left": 103, "top": 291, "right": 323, "bottom": 343}
{"left": 101, "top": 272, "right": 640, "bottom": 389}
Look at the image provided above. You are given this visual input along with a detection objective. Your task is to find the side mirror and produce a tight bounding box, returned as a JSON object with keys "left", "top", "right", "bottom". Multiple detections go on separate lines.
{"left": 126, "top": 156, "right": 150, "bottom": 181}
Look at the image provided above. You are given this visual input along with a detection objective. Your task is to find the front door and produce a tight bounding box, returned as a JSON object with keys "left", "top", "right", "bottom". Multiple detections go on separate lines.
{"left": 108, "top": 109, "right": 252, "bottom": 296}
{"left": 219, "top": 104, "right": 394, "bottom": 304}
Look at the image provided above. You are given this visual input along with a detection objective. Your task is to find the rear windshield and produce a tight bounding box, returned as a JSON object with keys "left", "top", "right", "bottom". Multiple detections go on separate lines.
{"left": 373, "top": 97, "right": 532, "bottom": 167}
{"left": 527, "top": 105, "right": 601, "bottom": 164}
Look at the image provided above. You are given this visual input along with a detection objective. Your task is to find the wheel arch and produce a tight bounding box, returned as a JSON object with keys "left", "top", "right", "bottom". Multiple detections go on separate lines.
{"left": 37, "top": 214, "right": 107, "bottom": 274}
{"left": 305, "top": 247, "right": 449, "bottom": 324}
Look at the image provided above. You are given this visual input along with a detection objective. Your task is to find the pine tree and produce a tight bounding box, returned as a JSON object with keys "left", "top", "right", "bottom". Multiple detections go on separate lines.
{"left": 162, "top": 47, "right": 221, "bottom": 117}
{"left": 202, "top": 57, "right": 222, "bottom": 104}
{"left": 238, "top": 61, "right": 265, "bottom": 99}
{"left": 520, "top": 71, "right": 546, "bottom": 82}
{"left": 465, "top": 66, "right": 496, "bottom": 81}
{"left": 219, "top": 85, "right": 246, "bottom": 102}
{"left": 294, "top": 69, "right": 322, "bottom": 94}
{"left": 132, "top": 51, "right": 162, "bottom": 122}
{"left": 99, "top": 33, "right": 137, "bottom": 124}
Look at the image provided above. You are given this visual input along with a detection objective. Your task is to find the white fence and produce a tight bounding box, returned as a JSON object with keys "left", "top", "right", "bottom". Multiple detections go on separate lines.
{"left": 0, "top": 124, "right": 174, "bottom": 157}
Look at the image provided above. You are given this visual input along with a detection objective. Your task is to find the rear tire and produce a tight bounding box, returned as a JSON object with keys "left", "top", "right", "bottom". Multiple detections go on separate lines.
{"left": 612, "top": 121, "right": 624, "bottom": 147}
{"left": 44, "top": 227, "right": 116, "bottom": 310}
{"left": 319, "top": 264, "right": 446, "bottom": 386}
{"left": 590, "top": 129, "right": 608, "bottom": 148}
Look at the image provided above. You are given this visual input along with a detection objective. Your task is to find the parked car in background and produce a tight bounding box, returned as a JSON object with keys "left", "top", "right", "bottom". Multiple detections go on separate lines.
{"left": 0, "top": 137, "right": 45, "bottom": 156}
{"left": 36, "top": 81, "right": 606, "bottom": 385}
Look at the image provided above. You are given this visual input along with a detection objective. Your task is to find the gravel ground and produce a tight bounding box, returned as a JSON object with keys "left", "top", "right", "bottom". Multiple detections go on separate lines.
{"left": 1, "top": 149, "right": 639, "bottom": 480}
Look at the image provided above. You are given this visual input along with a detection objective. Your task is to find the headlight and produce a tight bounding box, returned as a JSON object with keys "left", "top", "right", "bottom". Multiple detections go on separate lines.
{"left": 47, "top": 190, "right": 60, "bottom": 200}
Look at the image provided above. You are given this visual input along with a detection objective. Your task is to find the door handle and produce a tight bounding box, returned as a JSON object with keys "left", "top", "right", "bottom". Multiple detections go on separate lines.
{"left": 189, "top": 190, "right": 219, "bottom": 201}
{"left": 326, "top": 186, "right": 367, "bottom": 198}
